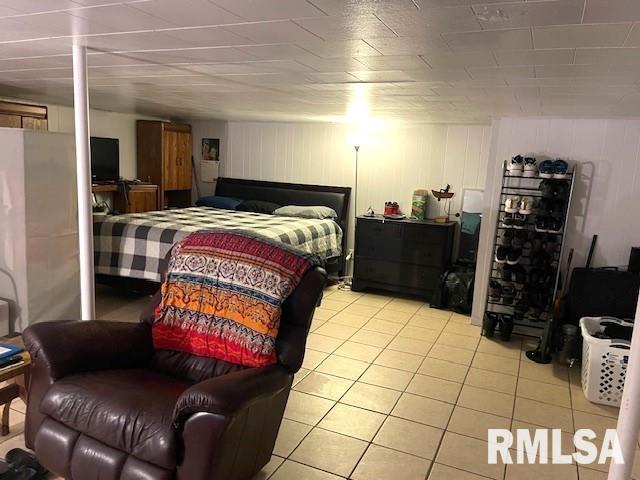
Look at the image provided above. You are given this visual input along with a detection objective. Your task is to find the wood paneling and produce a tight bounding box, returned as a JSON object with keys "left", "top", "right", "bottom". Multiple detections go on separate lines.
{"left": 0, "top": 114, "right": 21, "bottom": 128}
{"left": 0, "top": 101, "right": 47, "bottom": 131}
{"left": 114, "top": 184, "right": 158, "bottom": 213}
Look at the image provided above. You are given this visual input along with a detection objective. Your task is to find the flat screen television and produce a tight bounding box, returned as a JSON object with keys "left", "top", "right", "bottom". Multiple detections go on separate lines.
{"left": 90, "top": 136, "right": 119, "bottom": 182}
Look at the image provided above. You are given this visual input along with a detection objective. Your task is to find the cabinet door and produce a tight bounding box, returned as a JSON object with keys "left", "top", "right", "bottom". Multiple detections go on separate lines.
{"left": 176, "top": 131, "right": 192, "bottom": 190}
{"left": 163, "top": 130, "right": 179, "bottom": 190}
{"left": 0, "top": 114, "right": 21, "bottom": 128}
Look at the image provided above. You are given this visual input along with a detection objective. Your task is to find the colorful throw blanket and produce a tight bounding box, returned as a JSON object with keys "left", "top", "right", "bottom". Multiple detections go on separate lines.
{"left": 153, "top": 230, "right": 320, "bottom": 367}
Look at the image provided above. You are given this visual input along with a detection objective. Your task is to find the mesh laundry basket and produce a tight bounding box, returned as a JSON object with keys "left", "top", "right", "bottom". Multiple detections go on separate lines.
{"left": 580, "top": 316, "right": 633, "bottom": 407}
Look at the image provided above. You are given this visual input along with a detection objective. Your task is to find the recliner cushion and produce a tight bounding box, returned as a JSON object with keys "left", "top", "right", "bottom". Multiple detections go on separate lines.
{"left": 40, "top": 369, "right": 192, "bottom": 470}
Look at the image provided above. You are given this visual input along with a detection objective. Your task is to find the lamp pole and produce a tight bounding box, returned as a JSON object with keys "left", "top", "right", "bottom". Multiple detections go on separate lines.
{"left": 354, "top": 144, "right": 360, "bottom": 220}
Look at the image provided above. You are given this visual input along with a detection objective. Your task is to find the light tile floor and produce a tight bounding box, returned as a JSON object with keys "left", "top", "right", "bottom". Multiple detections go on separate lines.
{"left": 1, "top": 284, "right": 634, "bottom": 480}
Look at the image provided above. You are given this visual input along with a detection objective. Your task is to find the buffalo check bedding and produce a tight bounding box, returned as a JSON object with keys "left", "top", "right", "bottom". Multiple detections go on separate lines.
{"left": 93, "top": 207, "right": 342, "bottom": 282}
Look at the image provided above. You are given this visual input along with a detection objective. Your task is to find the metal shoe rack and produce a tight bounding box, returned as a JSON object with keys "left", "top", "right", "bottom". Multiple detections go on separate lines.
{"left": 483, "top": 162, "right": 575, "bottom": 343}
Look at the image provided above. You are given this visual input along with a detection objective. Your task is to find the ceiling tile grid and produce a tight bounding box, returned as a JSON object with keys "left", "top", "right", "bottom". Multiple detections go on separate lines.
{"left": 0, "top": 0, "right": 640, "bottom": 122}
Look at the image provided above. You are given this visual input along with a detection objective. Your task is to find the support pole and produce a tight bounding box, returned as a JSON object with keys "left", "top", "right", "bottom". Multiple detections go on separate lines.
{"left": 608, "top": 292, "right": 640, "bottom": 479}
{"left": 72, "top": 41, "right": 95, "bottom": 320}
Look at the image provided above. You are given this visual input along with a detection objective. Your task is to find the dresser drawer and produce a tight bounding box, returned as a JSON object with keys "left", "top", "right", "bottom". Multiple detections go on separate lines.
{"left": 401, "top": 244, "right": 449, "bottom": 268}
{"left": 354, "top": 258, "right": 441, "bottom": 291}
{"left": 356, "top": 219, "right": 404, "bottom": 261}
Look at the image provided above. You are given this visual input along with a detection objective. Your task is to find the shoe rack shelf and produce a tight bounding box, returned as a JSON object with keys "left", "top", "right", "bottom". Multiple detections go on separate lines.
{"left": 483, "top": 162, "right": 576, "bottom": 344}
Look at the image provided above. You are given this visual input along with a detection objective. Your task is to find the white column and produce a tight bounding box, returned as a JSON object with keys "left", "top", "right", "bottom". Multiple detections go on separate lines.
{"left": 72, "top": 41, "right": 95, "bottom": 320}
{"left": 608, "top": 293, "right": 640, "bottom": 479}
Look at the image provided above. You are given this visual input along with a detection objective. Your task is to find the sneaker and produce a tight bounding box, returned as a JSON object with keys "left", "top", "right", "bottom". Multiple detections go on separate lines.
{"left": 537, "top": 197, "right": 553, "bottom": 214}
{"left": 551, "top": 198, "right": 565, "bottom": 215}
{"left": 535, "top": 216, "right": 549, "bottom": 233}
{"left": 483, "top": 312, "right": 500, "bottom": 338}
{"left": 489, "top": 280, "right": 502, "bottom": 300}
{"left": 500, "top": 314, "right": 514, "bottom": 341}
{"left": 500, "top": 263, "right": 513, "bottom": 281}
{"left": 547, "top": 217, "right": 563, "bottom": 234}
{"left": 505, "top": 196, "right": 521, "bottom": 213}
{"left": 507, "top": 248, "right": 522, "bottom": 265}
{"left": 538, "top": 179, "right": 555, "bottom": 197}
{"left": 539, "top": 159, "right": 554, "bottom": 178}
{"left": 523, "top": 157, "right": 537, "bottom": 177}
{"left": 512, "top": 230, "right": 527, "bottom": 249}
{"left": 525, "top": 308, "right": 541, "bottom": 322}
{"left": 502, "top": 283, "right": 516, "bottom": 304}
{"left": 513, "top": 264, "right": 527, "bottom": 284}
{"left": 512, "top": 214, "right": 526, "bottom": 229}
{"left": 500, "top": 229, "right": 514, "bottom": 246}
{"left": 507, "top": 155, "right": 524, "bottom": 174}
{"left": 543, "top": 235, "right": 558, "bottom": 254}
{"left": 519, "top": 197, "right": 533, "bottom": 215}
{"left": 502, "top": 213, "right": 515, "bottom": 228}
{"left": 553, "top": 159, "right": 570, "bottom": 179}
{"left": 495, "top": 246, "right": 509, "bottom": 263}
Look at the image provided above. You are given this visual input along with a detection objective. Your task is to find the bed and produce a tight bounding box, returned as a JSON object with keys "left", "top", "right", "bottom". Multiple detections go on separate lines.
{"left": 94, "top": 178, "right": 351, "bottom": 282}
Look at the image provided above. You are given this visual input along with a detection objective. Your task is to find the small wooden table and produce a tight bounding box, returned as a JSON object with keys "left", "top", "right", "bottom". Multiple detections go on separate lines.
{"left": 0, "top": 348, "right": 30, "bottom": 436}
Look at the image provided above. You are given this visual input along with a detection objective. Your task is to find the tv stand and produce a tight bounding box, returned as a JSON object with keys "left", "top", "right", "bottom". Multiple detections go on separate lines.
{"left": 92, "top": 183, "right": 158, "bottom": 213}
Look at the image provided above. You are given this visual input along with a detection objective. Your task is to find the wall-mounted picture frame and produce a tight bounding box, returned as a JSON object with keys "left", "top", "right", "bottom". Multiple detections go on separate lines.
{"left": 202, "top": 138, "right": 219, "bottom": 161}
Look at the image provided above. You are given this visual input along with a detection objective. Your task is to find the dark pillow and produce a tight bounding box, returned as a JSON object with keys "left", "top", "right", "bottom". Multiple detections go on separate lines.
{"left": 195, "top": 195, "right": 242, "bottom": 210}
{"left": 274, "top": 205, "right": 338, "bottom": 220}
{"left": 236, "top": 200, "right": 281, "bottom": 214}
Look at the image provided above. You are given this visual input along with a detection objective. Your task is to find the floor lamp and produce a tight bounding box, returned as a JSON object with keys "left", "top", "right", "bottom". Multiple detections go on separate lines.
{"left": 339, "top": 142, "right": 360, "bottom": 290}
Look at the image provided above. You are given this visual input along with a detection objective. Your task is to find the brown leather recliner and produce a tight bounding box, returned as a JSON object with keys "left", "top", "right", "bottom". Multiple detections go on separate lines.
{"left": 23, "top": 266, "right": 326, "bottom": 480}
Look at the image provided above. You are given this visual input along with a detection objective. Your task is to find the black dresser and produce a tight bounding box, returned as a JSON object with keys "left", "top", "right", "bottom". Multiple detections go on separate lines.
{"left": 352, "top": 215, "right": 456, "bottom": 298}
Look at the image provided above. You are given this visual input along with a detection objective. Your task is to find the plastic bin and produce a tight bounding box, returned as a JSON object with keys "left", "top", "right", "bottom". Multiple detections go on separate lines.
{"left": 580, "top": 316, "right": 633, "bottom": 407}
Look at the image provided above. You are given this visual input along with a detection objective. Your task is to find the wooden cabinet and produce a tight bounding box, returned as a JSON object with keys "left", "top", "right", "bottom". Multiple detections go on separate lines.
{"left": 114, "top": 184, "right": 159, "bottom": 213}
{"left": 137, "top": 121, "right": 192, "bottom": 208}
{"left": 0, "top": 101, "right": 47, "bottom": 130}
{"left": 352, "top": 216, "right": 456, "bottom": 298}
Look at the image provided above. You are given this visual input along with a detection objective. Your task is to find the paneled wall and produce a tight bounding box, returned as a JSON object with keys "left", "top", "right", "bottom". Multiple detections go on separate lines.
{"left": 472, "top": 117, "right": 640, "bottom": 325}
{"left": 223, "top": 121, "right": 491, "bottom": 247}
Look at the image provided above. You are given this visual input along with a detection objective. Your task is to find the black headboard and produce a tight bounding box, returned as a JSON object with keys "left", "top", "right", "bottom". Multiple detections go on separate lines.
{"left": 215, "top": 177, "right": 351, "bottom": 271}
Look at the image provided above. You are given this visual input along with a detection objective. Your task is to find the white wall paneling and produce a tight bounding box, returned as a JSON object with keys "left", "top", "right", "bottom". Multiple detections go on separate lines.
{"left": 190, "top": 120, "right": 228, "bottom": 201}
{"left": 472, "top": 117, "right": 640, "bottom": 325}
{"left": 223, "top": 121, "right": 491, "bottom": 249}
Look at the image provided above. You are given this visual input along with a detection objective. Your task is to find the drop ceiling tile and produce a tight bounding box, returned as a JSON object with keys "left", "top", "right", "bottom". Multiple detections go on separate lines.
{"left": 365, "top": 35, "right": 451, "bottom": 55}
{"left": 298, "top": 39, "right": 380, "bottom": 57}
{"left": 494, "top": 48, "right": 575, "bottom": 66}
{"left": 224, "top": 20, "right": 320, "bottom": 43}
{"left": 0, "top": 37, "right": 73, "bottom": 57}
{"left": 350, "top": 69, "right": 415, "bottom": 82}
{"left": 306, "top": 71, "right": 360, "bottom": 82}
{"left": 297, "top": 56, "right": 368, "bottom": 72}
{"left": 0, "top": 0, "right": 78, "bottom": 14}
{"left": 533, "top": 23, "right": 633, "bottom": 49}
{"left": 473, "top": 0, "right": 584, "bottom": 29}
{"left": 583, "top": 0, "right": 640, "bottom": 23}
{"left": 0, "top": 54, "right": 71, "bottom": 70}
{"left": 534, "top": 64, "right": 611, "bottom": 78}
{"left": 422, "top": 50, "right": 496, "bottom": 67}
{"left": 623, "top": 24, "right": 640, "bottom": 47}
{"left": 84, "top": 31, "right": 197, "bottom": 52}
{"left": 161, "top": 26, "right": 252, "bottom": 47}
{"left": 0, "top": 18, "right": 51, "bottom": 41}
{"left": 468, "top": 65, "right": 533, "bottom": 79}
{"left": 211, "top": 0, "right": 325, "bottom": 21}
{"left": 0, "top": 5, "right": 20, "bottom": 17}
{"left": 87, "top": 52, "right": 158, "bottom": 66}
{"left": 405, "top": 67, "right": 471, "bottom": 81}
{"left": 378, "top": 7, "right": 482, "bottom": 35}
{"left": 574, "top": 47, "right": 640, "bottom": 65}
{"left": 235, "top": 44, "right": 310, "bottom": 60}
{"left": 443, "top": 28, "right": 532, "bottom": 51}
{"left": 71, "top": 4, "right": 174, "bottom": 32}
{"left": 295, "top": 15, "right": 396, "bottom": 41}
{"left": 355, "top": 55, "right": 429, "bottom": 70}
{"left": 130, "top": 0, "right": 244, "bottom": 28}
{"left": 307, "top": 0, "right": 418, "bottom": 16}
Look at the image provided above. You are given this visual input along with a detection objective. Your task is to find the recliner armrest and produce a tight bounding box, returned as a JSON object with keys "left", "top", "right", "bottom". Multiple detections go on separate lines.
{"left": 173, "top": 365, "right": 291, "bottom": 426}
{"left": 24, "top": 320, "right": 154, "bottom": 380}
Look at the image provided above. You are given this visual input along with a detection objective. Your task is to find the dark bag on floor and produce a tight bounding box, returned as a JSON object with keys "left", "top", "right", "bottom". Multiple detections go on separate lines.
{"left": 431, "top": 265, "right": 475, "bottom": 314}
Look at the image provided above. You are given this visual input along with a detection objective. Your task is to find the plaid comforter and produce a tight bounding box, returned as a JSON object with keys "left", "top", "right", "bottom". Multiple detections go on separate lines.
{"left": 94, "top": 207, "right": 342, "bottom": 282}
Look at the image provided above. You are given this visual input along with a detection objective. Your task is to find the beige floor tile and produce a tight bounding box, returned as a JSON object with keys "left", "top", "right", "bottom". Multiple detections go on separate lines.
{"left": 428, "top": 463, "right": 491, "bottom": 480}
{"left": 457, "top": 385, "right": 515, "bottom": 418}
{"left": 510, "top": 420, "right": 575, "bottom": 458}
{"left": 518, "top": 361, "right": 569, "bottom": 386}
{"left": 408, "top": 315, "right": 447, "bottom": 331}
{"left": 313, "top": 308, "right": 336, "bottom": 321}
{"left": 391, "top": 392, "right": 453, "bottom": 429}
{"left": 274, "top": 419, "right": 312, "bottom": 457}
{"left": 448, "top": 406, "right": 511, "bottom": 441}
{"left": 406, "top": 374, "right": 462, "bottom": 404}
{"left": 343, "top": 304, "right": 381, "bottom": 317}
{"left": 350, "top": 329, "right": 394, "bottom": 348}
{"left": 374, "top": 349, "right": 424, "bottom": 372}
{"left": 253, "top": 455, "right": 284, "bottom": 480}
{"left": 387, "top": 336, "right": 433, "bottom": 356}
{"left": 306, "top": 333, "right": 345, "bottom": 353}
{"left": 309, "top": 318, "right": 326, "bottom": 333}
{"left": 449, "top": 312, "right": 473, "bottom": 324}
{"left": 328, "top": 311, "right": 370, "bottom": 329}
{"left": 270, "top": 460, "right": 342, "bottom": 480}
{"left": 418, "top": 357, "right": 469, "bottom": 383}
{"left": 428, "top": 344, "right": 474, "bottom": 366}
{"left": 386, "top": 298, "right": 424, "bottom": 313}
{"left": 415, "top": 305, "right": 452, "bottom": 320}
{"left": 284, "top": 391, "right": 335, "bottom": 426}
{"left": 290, "top": 428, "right": 368, "bottom": 477}
{"left": 471, "top": 352, "right": 519, "bottom": 376}
{"left": 0, "top": 434, "right": 27, "bottom": 461}
{"left": 577, "top": 467, "right": 608, "bottom": 480}
{"left": 363, "top": 318, "right": 404, "bottom": 335}
{"left": 436, "top": 432, "right": 504, "bottom": 479}
{"left": 314, "top": 322, "right": 358, "bottom": 340}
{"left": 352, "top": 444, "right": 430, "bottom": 480}
{"left": 293, "top": 368, "right": 310, "bottom": 386}
{"left": 321, "top": 299, "right": 351, "bottom": 312}
{"left": 573, "top": 410, "right": 617, "bottom": 438}
{"left": 316, "top": 355, "right": 369, "bottom": 380}
{"left": 359, "top": 364, "right": 414, "bottom": 391}
{"left": 11, "top": 398, "right": 26, "bottom": 414}
{"left": 443, "top": 322, "right": 481, "bottom": 338}
{"left": 517, "top": 377, "right": 571, "bottom": 408}
{"left": 354, "top": 294, "right": 392, "bottom": 308}
{"left": 293, "top": 372, "right": 354, "bottom": 401}
{"left": 436, "top": 332, "right": 480, "bottom": 351}
{"left": 318, "top": 403, "right": 386, "bottom": 441}
{"left": 464, "top": 367, "right": 517, "bottom": 395}
{"left": 398, "top": 325, "right": 440, "bottom": 342}
{"left": 505, "top": 462, "right": 578, "bottom": 480}
{"left": 301, "top": 349, "right": 329, "bottom": 370}
{"left": 341, "top": 382, "right": 401, "bottom": 414}
{"left": 477, "top": 337, "right": 522, "bottom": 359}
{"left": 374, "top": 308, "right": 413, "bottom": 324}
{"left": 328, "top": 291, "right": 362, "bottom": 303}
{"left": 513, "top": 397, "right": 573, "bottom": 432}
{"left": 570, "top": 385, "right": 620, "bottom": 418}
{"left": 373, "top": 416, "right": 444, "bottom": 460}
{"left": 333, "top": 341, "right": 383, "bottom": 363}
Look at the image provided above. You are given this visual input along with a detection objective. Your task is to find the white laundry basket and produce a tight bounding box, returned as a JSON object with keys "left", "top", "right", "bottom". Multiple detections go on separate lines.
{"left": 580, "top": 316, "right": 633, "bottom": 407}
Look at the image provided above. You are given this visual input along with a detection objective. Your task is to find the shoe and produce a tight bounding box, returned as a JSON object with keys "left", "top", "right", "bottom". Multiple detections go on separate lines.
{"left": 500, "top": 314, "right": 515, "bottom": 341}
{"left": 543, "top": 235, "right": 557, "bottom": 254}
{"left": 489, "top": 280, "right": 502, "bottom": 300}
{"left": 512, "top": 264, "right": 527, "bottom": 284}
{"left": 519, "top": 197, "right": 533, "bottom": 215}
{"left": 502, "top": 213, "right": 515, "bottom": 228}
{"left": 483, "top": 312, "right": 500, "bottom": 338}
{"left": 537, "top": 197, "right": 552, "bottom": 214}
{"left": 538, "top": 179, "right": 555, "bottom": 197}
{"left": 495, "top": 246, "right": 509, "bottom": 263}
{"left": 551, "top": 198, "right": 565, "bottom": 215}
{"left": 523, "top": 157, "right": 537, "bottom": 177}
{"left": 531, "top": 250, "right": 551, "bottom": 269}
{"left": 507, "top": 155, "right": 524, "bottom": 174}
{"left": 502, "top": 283, "right": 516, "bottom": 304}
{"left": 552, "top": 159, "right": 570, "bottom": 179}
{"left": 500, "top": 229, "right": 514, "bottom": 246}
{"left": 535, "top": 216, "right": 549, "bottom": 233}
{"left": 512, "top": 214, "right": 526, "bottom": 229}
{"left": 505, "top": 196, "right": 521, "bottom": 213}
{"left": 512, "top": 230, "right": 527, "bottom": 249}
{"left": 525, "top": 308, "right": 541, "bottom": 322}
{"left": 531, "top": 232, "right": 543, "bottom": 249}
{"left": 538, "top": 159, "right": 554, "bottom": 178}
{"left": 547, "top": 217, "right": 563, "bottom": 234}
{"left": 555, "top": 181, "right": 570, "bottom": 198}
{"left": 507, "top": 248, "right": 522, "bottom": 265}
{"left": 500, "top": 263, "right": 513, "bottom": 281}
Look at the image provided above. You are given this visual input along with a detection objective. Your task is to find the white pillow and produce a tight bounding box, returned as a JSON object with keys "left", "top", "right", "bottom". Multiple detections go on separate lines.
{"left": 274, "top": 205, "right": 338, "bottom": 220}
